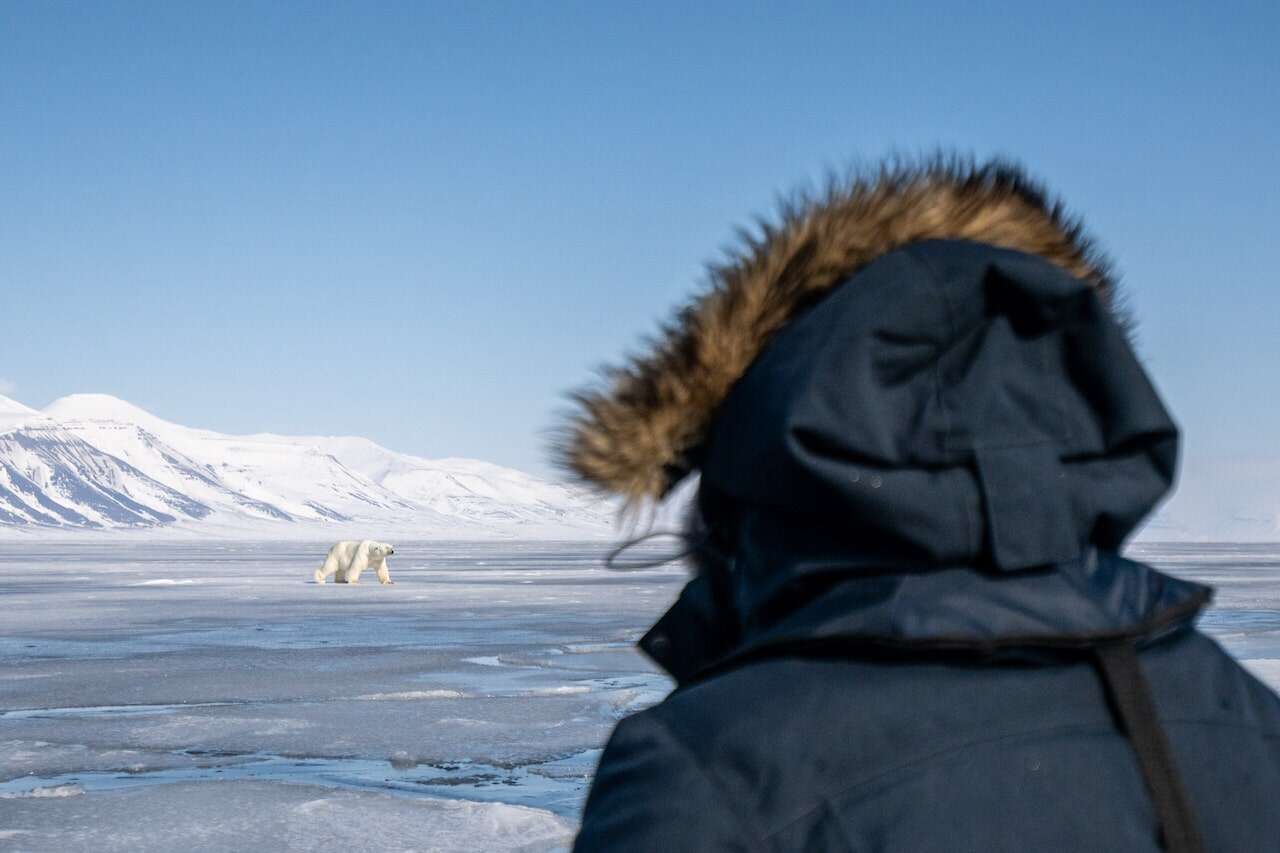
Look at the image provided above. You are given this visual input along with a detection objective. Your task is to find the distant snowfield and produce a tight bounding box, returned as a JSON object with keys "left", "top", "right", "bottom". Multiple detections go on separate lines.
{"left": 0, "top": 393, "right": 618, "bottom": 539}
{"left": 1138, "top": 453, "right": 1280, "bottom": 543}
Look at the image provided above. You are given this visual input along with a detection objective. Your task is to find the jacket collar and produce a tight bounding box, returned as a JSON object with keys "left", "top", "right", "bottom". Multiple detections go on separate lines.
{"left": 642, "top": 550, "right": 1212, "bottom": 686}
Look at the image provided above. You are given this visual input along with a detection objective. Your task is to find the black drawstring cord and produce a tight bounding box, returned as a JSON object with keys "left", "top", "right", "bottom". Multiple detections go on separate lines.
{"left": 604, "top": 529, "right": 712, "bottom": 571}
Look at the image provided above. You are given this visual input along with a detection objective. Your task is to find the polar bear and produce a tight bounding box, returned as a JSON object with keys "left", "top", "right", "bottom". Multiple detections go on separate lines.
{"left": 314, "top": 540, "right": 395, "bottom": 585}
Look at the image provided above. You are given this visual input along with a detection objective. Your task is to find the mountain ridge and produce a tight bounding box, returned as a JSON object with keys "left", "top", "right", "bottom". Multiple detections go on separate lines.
{"left": 0, "top": 394, "right": 613, "bottom": 539}
{"left": 4, "top": 394, "right": 1273, "bottom": 542}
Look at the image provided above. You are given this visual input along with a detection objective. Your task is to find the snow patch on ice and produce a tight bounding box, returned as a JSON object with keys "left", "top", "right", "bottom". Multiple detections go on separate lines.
{"left": 563, "top": 641, "right": 634, "bottom": 653}
{"left": 292, "top": 796, "right": 338, "bottom": 814}
{"left": 0, "top": 783, "right": 84, "bottom": 799}
{"left": 0, "top": 702, "right": 235, "bottom": 720}
{"left": 354, "top": 690, "right": 467, "bottom": 701}
{"left": 1242, "top": 659, "right": 1280, "bottom": 691}
{"left": 0, "top": 780, "right": 575, "bottom": 852}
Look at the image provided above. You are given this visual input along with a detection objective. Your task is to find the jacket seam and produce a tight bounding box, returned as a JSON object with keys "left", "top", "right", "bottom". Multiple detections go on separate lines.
{"left": 690, "top": 588, "right": 1211, "bottom": 685}
{"left": 900, "top": 246, "right": 957, "bottom": 441}
{"left": 1159, "top": 717, "right": 1280, "bottom": 740}
{"left": 814, "top": 796, "right": 865, "bottom": 853}
{"left": 901, "top": 246, "right": 975, "bottom": 558}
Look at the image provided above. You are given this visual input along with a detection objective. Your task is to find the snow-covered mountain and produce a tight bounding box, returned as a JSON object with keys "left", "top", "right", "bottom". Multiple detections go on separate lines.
{"left": 8, "top": 392, "right": 1268, "bottom": 542}
{"left": 0, "top": 393, "right": 614, "bottom": 538}
{"left": 0, "top": 394, "right": 40, "bottom": 429}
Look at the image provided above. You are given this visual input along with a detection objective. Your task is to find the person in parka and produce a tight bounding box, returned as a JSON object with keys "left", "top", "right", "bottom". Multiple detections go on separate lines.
{"left": 557, "top": 158, "right": 1280, "bottom": 853}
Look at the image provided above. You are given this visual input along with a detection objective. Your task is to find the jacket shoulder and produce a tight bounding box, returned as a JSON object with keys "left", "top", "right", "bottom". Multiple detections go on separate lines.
{"left": 573, "top": 707, "right": 763, "bottom": 853}
{"left": 1142, "top": 628, "right": 1280, "bottom": 732}
{"left": 631, "top": 632, "right": 1280, "bottom": 848}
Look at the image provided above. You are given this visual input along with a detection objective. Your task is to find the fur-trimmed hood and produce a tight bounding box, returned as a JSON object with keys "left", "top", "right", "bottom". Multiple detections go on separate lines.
{"left": 554, "top": 157, "right": 1211, "bottom": 729}
{"left": 556, "top": 158, "right": 1118, "bottom": 502}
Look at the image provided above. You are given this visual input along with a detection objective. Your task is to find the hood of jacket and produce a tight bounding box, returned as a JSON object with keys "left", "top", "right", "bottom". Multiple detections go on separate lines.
{"left": 556, "top": 159, "right": 1210, "bottom": 683}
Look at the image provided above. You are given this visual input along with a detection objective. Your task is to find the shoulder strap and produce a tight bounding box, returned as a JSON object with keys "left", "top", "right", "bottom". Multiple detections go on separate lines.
{"left": 1094, "top": 642, "right": 1206, "bottom": 853}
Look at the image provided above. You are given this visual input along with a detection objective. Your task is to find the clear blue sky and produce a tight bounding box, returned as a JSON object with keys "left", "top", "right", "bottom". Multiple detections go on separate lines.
{"left": 2, "top": 1, "right": 1277, "bottom": 478}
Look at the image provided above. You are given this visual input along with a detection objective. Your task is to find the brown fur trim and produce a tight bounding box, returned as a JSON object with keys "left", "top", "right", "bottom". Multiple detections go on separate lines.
{"left": 555, "top": 157, "right": 1116, "bottom": 503}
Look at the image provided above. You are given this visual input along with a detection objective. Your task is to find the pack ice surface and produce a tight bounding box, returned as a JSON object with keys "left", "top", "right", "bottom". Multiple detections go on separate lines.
{"left": 1, "top": 541, "right": 1278, "bottom": 852}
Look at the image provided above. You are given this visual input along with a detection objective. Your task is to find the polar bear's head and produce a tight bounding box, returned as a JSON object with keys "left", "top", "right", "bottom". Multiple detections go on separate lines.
{"left": 367, "top": 542, "right": 395, "bottom": 560}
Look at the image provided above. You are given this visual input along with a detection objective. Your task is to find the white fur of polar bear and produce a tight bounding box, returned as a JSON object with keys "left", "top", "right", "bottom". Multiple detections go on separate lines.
{"left": 314, "top": 540, "right": 395, "bottom": 585}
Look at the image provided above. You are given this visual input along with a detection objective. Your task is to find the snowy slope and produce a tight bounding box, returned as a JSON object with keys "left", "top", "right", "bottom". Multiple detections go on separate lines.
{"left": 44, "top": 396, "right": 422, "bottom": 524}
{"left": 304, "top": 436, "right": 615, "bottom": 530}
{"left": 0, "top": 393, "right": 43, "bottom": 431}
{"left": 0, "top": 425, "right": 206, "bottom": 528}
{"left": 0, "top": 394, "right": 37, "bottom": 415}
{"left": 0, "top": 394, "right": 612, "bottom": 538}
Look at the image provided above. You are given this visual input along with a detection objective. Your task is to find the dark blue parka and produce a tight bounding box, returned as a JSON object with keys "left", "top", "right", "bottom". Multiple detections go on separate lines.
{"left": 560, "top": 163, "right": 1280, "bottom": 853}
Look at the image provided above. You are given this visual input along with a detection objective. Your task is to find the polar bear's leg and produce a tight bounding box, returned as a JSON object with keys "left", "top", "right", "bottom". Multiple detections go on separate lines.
{"left": 376, "top": 560, "right": 392, "bottom": 585}
{"left": 344, "top": 541, "right": 373, "bottom": 584}
{"left": 315, "top": 547, "right": 344, "bottom": 584}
